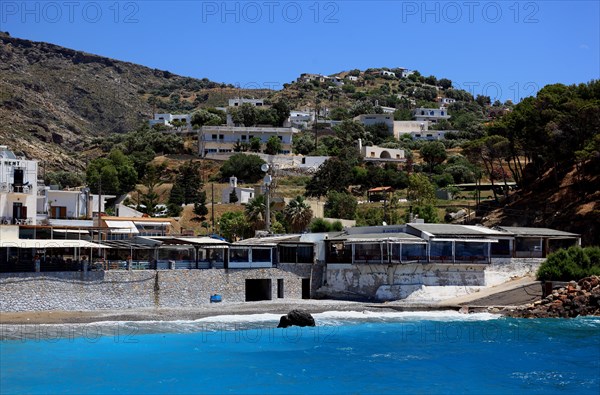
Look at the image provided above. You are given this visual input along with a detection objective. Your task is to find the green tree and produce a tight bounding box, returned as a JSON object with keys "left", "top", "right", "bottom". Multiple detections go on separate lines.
{"left": 250, "top": 137, "right": 262, "bottom": 153}
{"left": 231, "top": 103, "right": 258, "bottom": 126}
{"left": 245, "top": 195, "right": 267, "bottom": 231}
{"left": 220, "top": 154, "right": 266, "bottom": 183}
{"left": 325, "top": 191, "right": 357, "bottom": 220}
{"left": 292, "top": 132, "right": 316, "bottom": 155}
{"left": 407, "top": 173, "right": 436, "bottom": 207}
{"left": 420, "top": 141, "right": 448, "bottom": 172}
{"left": 265, "top": 136, "right": 282, "bottom": 155}
{"left": 193, "top": 191, "right": 209, "bottom": 219}
{"left": 138, "top": 163, "right": 166, "bottom": 216}
{"left": 191, "top": 109, "right": 223, "bottom": 128}
{"left": 86, "top": 149, "right": 138, "bottom": 195}
{"left": 438, "top": 78, "right": 452, "bottom": 89}
{"left": 284, "top": 196, "right": 313, "bottom": 233}
{"left": 45, "top": 171, "right": 85, "bottom": 189}
{"left": 305, "top": 158, "right": 353, "bottom": 198}
{"left": 271, "top": 100, "right": 291, "bottom": 127}
{"left": 169, "top": 161, "right": 204, "bottom": 205}
{"left": 229, "top": 188, "right": 239, "bottom": 204}
{"left": 219, "top": 211, "right": 250, "bottom": 241}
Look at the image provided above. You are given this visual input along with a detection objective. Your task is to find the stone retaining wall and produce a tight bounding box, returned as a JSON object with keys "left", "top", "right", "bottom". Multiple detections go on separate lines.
{"left": 0, "top": 268, "right": 307, "bottom": 312}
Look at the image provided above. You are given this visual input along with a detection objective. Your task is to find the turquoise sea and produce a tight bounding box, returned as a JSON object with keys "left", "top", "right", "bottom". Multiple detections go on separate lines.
{"left": 1, "top": 311, "right": 599, "bottom": 394}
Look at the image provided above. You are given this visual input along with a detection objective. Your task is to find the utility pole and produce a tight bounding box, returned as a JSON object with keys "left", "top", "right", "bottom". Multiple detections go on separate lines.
{"left": 211, "top": 183, "right": 215, "bottom": 233}
{"left": 97, "top": 178, "right": 102, "bottom": 260}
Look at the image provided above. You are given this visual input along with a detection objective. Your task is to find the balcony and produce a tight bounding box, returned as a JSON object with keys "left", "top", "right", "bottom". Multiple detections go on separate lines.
{"left": 0, "top": 183, "right": 33, "bottom": 194}
{"left": 0, "top": 217, "right": 34, "bottom": 225}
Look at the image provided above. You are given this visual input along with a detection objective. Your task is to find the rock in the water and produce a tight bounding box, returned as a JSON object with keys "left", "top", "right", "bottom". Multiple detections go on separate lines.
{"left": 277, "top": 309, "right": 316, "bottom": 328}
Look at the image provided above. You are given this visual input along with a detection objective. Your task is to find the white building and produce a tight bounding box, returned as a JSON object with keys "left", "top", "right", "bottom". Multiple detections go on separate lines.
{"left": 199, "top": 126, "right": 299, "bottom": 157}
{"left": 358, "top": 140, "right": 405, "bottom": 162}
{"left": 330, "top": 76, "right": 344, "bottom": 86}
{"left": 393, "top": 121, "right": 429, "bottom": 139}
{"left": 438, "top": 97, "right": 456, "bottom": 106}
{"left": 0, "top": 146, "right": 38, "bottom": 225}
{"left": 149, "top": 113, "right": 192, "bottom": 128}
{"left": 409, "top": 130, "right": 450, "bottom": 141}
{"left": 39, "top": 189, "right": 115, "bottom": 220}
{"left": 222, "top": 177, "right": 255, "bottom": 204}
{"left": 347, "top": 75, "right": 359, "bottom": 82}
{"left": 228, "top": 98, "right": 264, "bottom": 107}
{"left": 297, "top": 73, "right": 330, "bottom": 83}
{"left": 413, "top": 107, "right": 451, "bottom": 124}
{"left": 289, "top": 110, "right": 315, "bottom": 128}
{"left": 354, "top": 114, "right": 395, "bottom": 133}
{"left": 379, "top": 70, "right": 396, "bottom": 78}
{"left": 400, "top": 69, "right": 414, "bottom": 78}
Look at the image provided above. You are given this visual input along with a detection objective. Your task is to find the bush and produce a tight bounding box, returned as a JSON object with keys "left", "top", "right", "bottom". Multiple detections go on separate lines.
{"left": 537, "top": 246, "right": 600, "bottom": 281}
{"left": 309, "top": 218, "right": 341, "bottom": 233}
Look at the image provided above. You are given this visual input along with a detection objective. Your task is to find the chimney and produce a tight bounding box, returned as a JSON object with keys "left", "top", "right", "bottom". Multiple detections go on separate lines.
{"left": 358, "top": 138, "right": 362, "bottom": 152}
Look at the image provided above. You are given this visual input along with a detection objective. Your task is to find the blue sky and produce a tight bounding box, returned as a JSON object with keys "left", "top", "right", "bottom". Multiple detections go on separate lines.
{"left": 2, "top": 1, "right": 599, "bottom": 101}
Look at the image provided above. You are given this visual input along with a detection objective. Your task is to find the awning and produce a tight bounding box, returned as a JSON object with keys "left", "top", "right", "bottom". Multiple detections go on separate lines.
{"left": 105, "top": 220, "right": 139, "bottom": 234}
{"left": 0, "top": 240, "right": 110, "bottom": 249}
{"left": 53, "top": 229, "right": 91, "bottom": 234}
{"left": 133, "top": 221, "right": 169, "bottom": 227}
{"left": 329, "top": 232, "right": 426, "bottom": 244}
{"left": 151, "top": 237, "right": 229, "bottom": 248}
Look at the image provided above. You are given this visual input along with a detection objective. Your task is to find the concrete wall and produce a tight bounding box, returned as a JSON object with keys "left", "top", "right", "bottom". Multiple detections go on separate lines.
{"left": 0, "top": 268, "right": 307, "bottom": 312}
{"left": 324, "top": 263, "right": 486, "bottom": 298}
{"left": 321, "top": 258, "right": 545, "bottom": 301}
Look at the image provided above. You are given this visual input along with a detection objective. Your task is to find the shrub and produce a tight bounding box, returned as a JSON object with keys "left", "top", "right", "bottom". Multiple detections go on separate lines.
{"left": 537, "top": 246, "right": 600, "bottom": 281}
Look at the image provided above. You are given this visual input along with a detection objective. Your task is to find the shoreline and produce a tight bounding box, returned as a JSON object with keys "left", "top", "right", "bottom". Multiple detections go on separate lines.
{"left": 0, "top": 300, "right": 477, "bottom": 325}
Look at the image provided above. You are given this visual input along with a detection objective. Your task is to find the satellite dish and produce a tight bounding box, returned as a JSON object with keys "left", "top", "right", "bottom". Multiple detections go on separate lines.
{"left": 382, "top": 221, "right": 388, "bottom": 226}
{"left": 261, "top": 163, "right": 270, "bottom": 172}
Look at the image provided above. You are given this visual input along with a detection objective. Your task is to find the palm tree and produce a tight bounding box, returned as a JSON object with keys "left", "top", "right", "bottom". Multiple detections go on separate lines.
{"left": 245, "top": 195, "right": 266, "bottom": 231}
{"left": 285, "top": 196, "right": 313, "bottom": 233}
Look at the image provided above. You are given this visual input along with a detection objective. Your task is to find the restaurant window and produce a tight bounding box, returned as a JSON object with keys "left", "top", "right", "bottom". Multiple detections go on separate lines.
{"left": 252, "top": 248, "right": 271, "bottom": 262}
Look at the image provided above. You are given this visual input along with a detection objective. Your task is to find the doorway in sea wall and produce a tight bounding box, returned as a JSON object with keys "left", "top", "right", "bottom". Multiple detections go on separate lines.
{"left": 302, "top": 278, "right": 311, "bottom": 299}
{"left": 245, "top": 279, "right": 272, "bottom": 301}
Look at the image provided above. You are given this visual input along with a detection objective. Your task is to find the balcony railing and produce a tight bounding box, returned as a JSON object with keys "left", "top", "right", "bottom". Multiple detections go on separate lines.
{"left": 0, "top": 183, "right": 33, "bottom": 194}
{"left": 0, "top": 217, "right": 34, "bottom": 225}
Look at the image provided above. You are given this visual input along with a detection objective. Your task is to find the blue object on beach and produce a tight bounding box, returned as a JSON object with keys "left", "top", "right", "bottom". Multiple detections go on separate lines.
{"left": 210, "top": 294, "right": 222, "bottom": 303}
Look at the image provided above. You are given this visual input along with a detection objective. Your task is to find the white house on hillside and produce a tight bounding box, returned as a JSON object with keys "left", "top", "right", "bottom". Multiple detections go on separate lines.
{"left": 413, "top": 107, "right": 451, "bottom": 124}
{"left": 199, "top": 126, "right": 299, "bottom": 157}
{"left": 228, "top": 98, "right": 264, "bottom": 107}
{"left": 149, "top": 113, "right": 192, "bottom": 128}
{"left": 0, "top": 146, "right": 38, "bottom": 225}
{"left": 354, "top": 114, "right": 395, "bottom": 133}
{"left": 222, "top": 177, "right": 255, "bottom": 204}
{"left": 358, "top": 139, "right": 405, "bottom": 162}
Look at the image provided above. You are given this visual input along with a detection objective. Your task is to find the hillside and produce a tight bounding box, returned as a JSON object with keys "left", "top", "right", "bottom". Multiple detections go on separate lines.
{"left": 483, "top": 166, "right": 600, "bottom": 246}
{"left": 0, "top": 32, "right": 268, "bottom": 171}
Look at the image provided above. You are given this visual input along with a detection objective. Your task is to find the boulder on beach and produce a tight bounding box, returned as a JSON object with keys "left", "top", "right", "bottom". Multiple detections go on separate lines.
{"left": 277, "top": 309, "right": 316, "bottom": 328}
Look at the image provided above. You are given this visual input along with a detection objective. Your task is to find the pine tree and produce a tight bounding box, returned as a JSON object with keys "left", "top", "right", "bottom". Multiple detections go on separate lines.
{"left": 229, "top": 188, "right": 239, "bottom": 204}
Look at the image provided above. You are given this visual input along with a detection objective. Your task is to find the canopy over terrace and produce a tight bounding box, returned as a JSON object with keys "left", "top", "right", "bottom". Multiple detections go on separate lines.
{"left": 327, "top": 232, "right": 427, "bottom": 264}
{"left": 494, "top": 226, "right": 581, "bottom": 258}
{"left": 405, "top": 224, "right": 502, "bottom": 262}
{"left": 149, "top": 236, "right": 230, "bottom": 269}
{"left": 0, "top": 237, "right": 109, "bottom": 272}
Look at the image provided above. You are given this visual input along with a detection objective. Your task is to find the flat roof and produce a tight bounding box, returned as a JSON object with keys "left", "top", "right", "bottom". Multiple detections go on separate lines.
{"left": 408, "top": 223, "right": 504, "bottom": 237}
{"left": 0, "top": 239, "right": 109, "bottom": 249}
{"left": 329, "top": 232, "right": 426, "bottom": 244}
{"left": 496, "top": 226, "right": 580, "bottom": 238}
